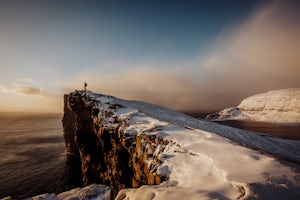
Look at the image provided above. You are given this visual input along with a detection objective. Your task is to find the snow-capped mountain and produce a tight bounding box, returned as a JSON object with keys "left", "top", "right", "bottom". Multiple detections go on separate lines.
{"left": 206, "top": 88, "right": 300, "bottom": 124}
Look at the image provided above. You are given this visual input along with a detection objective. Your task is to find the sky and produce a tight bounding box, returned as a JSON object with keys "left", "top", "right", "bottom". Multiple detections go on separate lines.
{"left": 0, "top": 0, "right": 299, "bottom": 113}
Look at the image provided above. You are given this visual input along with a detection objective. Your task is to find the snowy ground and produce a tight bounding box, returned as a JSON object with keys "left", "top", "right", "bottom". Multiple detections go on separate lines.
{"left": 115, "top": 96, "right": 300, "bottom": 163}
{"left": 207, "top": 88, "right": 300, "bottom": 125}
{"left": 84, "top": 91, "right": 300, "bottom": 199}
{"left": 2, "top": 184, "right": 111, "bottom": 200}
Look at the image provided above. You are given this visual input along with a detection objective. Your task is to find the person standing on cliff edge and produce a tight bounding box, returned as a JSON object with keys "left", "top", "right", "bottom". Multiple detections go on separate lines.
{"left": 84, "top": 82, "right": 87, "bottom": 91}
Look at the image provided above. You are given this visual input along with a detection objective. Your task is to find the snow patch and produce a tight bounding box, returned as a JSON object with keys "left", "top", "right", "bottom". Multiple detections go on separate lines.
{"left": 16, "top": 184, "right": 111, "bottom": 200}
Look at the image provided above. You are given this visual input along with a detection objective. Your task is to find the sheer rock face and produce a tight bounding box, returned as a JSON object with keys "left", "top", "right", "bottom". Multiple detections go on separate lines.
{"left": 62, "top": 91, "right": 165, "bottom": 197}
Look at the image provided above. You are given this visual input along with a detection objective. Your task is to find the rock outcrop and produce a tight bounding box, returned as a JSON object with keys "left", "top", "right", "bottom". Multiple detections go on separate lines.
{"left": 206, "top": 88, "right": 300, "bottom": 124}
{"left": 62, "top": 91, "right": 166, "bottom": 198}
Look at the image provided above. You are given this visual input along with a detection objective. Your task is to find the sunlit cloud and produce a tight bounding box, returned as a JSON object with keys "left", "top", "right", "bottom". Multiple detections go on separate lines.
{"left": 13, "top": 83, "right": 41, "bottom": 95}
{"left": 0, "top": 78, "right": 41, "bottom": 95}
{"left": 15, "top": 78, "right": 36, "bottom": 84}
{"left": 0, "top": 78, "right": 62, "bottom": 113}
{"left": 0, "top": 85, "right": 10, "bottom": 94}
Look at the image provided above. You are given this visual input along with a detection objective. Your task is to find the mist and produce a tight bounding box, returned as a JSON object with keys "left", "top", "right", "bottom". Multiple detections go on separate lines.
{"left": 65, "top": 1, "right": 300, "bottom": 111}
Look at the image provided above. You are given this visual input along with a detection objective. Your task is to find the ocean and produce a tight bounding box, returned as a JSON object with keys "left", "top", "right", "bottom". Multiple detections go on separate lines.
{"left": 0, "top": 114, "right": 67, "bottom": 199}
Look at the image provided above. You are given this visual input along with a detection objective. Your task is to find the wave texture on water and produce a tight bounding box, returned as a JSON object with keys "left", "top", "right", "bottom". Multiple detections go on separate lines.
{"left": 0, "top": 114, "right": 67, "bottom": 199}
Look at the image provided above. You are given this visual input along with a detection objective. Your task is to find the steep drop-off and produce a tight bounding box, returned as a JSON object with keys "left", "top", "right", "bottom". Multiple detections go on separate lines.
{"left": 62, "top": 91, "right": 166, "bottom": 197}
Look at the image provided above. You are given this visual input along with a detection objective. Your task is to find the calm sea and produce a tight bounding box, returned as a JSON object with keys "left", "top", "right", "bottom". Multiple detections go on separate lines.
{"left": 0, "top": 114, "right": 67, "bottom": 199}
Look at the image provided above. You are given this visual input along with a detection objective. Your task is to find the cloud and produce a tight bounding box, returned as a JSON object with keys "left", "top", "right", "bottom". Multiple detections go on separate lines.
{"left": 0, "top": 78, "right": 41, "bottom": 95}
{"left": 65, "top": 1, "right": 300, "bottom": 111}
{"left": 13, "top": 83, "right": 41, "bottom": 95}
{"left": 0, "top": 85, "right": 10, "bottom": 93}
{"left": 0, "top": 78, "right": 63, "bottom": 113}
{"left": 15, "top": 78, "right": 35, "bottom": 84}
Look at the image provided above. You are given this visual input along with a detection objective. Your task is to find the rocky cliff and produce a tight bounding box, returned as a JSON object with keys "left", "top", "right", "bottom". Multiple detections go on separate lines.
{"left": 62, "top": 91, "right": 166, "bottom": 198}
{"left": 206, "top": 88, "right": 300, "bottom": 124}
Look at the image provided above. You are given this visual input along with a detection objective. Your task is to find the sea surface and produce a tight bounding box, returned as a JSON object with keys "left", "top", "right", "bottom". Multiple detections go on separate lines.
{"left": 0, "top": 114, "right": 67, "bottom": 199}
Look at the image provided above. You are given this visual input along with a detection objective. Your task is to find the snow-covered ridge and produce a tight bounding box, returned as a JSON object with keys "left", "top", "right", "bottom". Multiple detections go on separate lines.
{"left": 84, "top": 91, "right": 300, "bottom": 199}
{"left": 206, "top": 88, "right": 300, "bottom": 124}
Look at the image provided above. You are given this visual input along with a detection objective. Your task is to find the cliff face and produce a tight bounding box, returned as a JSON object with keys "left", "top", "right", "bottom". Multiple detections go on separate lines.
{"left": 62, "top": 91, "right": 166, "bottom": 197}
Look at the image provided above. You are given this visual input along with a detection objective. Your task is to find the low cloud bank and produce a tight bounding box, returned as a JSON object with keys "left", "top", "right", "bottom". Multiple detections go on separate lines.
{"left": 13, "top": 84, "right": 41, "bottom": 95}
